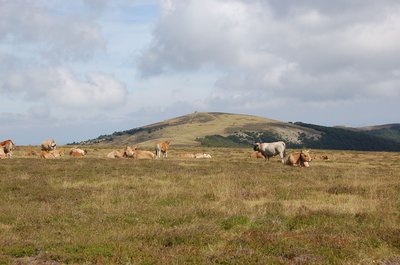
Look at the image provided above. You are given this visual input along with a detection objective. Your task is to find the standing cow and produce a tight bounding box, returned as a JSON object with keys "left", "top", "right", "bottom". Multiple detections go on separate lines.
{"left": 253, "top": 141, "right": 286, "bottom": 163}
{"left": 0, "top": 139, "right": 16, "bottom": 158}
{"left": 155, "top": 141, "right": 170, "bottom": 158}
{"left": 41, "top": 139, "right": 57, "bottom": 151}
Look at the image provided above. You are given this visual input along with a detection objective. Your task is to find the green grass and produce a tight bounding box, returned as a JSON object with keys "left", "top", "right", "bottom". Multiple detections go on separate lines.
{"left": 0, "top": 147, "right": 400, "bottom": 264}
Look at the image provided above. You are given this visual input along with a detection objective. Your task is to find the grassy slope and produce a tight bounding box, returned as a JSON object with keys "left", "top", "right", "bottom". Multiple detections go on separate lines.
{"left": 84, "top": 112, "right": 320, "bottom": 147}
{"left": 1, "top": 146, "right": 400, "bottom": 264}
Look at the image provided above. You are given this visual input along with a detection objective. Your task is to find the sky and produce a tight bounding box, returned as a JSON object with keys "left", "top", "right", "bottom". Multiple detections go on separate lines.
{"left": 1, "top": 0, "right": 400, "bottom": 145}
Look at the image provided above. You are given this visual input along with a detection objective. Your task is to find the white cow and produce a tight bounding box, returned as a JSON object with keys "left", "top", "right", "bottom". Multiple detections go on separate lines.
{"left": 253, "top": 141, "right": 286, "bottom": 163}
{"left": 41, "top": 139, "right": 57, "bottom": 151}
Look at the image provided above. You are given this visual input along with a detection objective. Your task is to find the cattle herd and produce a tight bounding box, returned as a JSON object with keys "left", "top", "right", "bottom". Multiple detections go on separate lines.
{"left": 0, "top": 138, "right": 327, "bottom": 167}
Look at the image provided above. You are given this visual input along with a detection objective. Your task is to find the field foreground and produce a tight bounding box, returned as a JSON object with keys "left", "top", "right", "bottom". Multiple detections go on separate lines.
{"left": 1, "top": 147, "right": 400, "bottom": 264}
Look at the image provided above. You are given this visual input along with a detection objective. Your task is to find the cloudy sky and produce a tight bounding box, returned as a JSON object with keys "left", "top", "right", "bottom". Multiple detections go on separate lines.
{"left": 1, "top": 0, "right": 400, "bottom": 144}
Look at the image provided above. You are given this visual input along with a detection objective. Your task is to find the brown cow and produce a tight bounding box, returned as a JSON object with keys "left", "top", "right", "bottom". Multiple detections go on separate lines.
{"left": 0, "top": 139, "right": 16, "bottom": 158}
{"left": 69, "top": 148, "right": 87, "bottom": 157}
{"left": 155, "top": 141, "right": 170, "bottom": 158}
{"left": 250, "top": 151, "right": 266, "bottom": 160}
{"left": 284, "top": 150, "right": 312, "bottom": 167}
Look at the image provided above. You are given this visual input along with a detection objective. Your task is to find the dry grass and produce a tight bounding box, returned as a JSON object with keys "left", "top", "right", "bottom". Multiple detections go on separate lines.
{"left": 1, "top": 146, "right": 400, "bottom": 264}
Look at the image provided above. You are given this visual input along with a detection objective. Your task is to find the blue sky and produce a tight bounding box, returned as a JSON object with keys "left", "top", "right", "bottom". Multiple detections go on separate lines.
{"left": 1, "top": 0, "right": 400, "bottom": 145}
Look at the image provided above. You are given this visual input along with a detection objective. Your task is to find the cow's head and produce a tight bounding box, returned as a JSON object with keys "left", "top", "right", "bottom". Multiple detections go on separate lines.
{"left": 124, "top": 146, "right": 135, "bottom": 157}
{"left": 300, "top": 150, "right": 312, "bottom": 166}
{"left": 253, "top": 143, "right": 261, "bottom": 151}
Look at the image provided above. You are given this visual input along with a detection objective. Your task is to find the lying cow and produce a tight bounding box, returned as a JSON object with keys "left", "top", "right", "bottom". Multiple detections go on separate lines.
{"left": 0, "top": 139, "right": 16, "bottom": 158}
{"left": 69, "top": 148, "right": 87, "bottom": 157}
{"left": 180, "top": 153, "right": 196, "bottom": 158}
{"left": 107, "top": 150, "right": 124, "bottom": 158}
{"left": 26, "top": 150, "right": 39, "bottom": 156}
{"left": 194, "top": 153, "right": 212, "bottom": 159}
{"left": 41, "top": 139, "right": 57, "bottom": 151}
{"left": 40, "top": 149, "right": 64, "bottom": 159}
{"left": 253, "top": 141, "right": 286, "bottom": 163}
{"left": 125, "top": 146, "right": 155, "bottom": 160}
{"left": 155, "top": 141, "right": 170, "bottom": 158}
{"left": 284, "top": 150, "right": 312, "bottom": 167}
{"left": 249, "top": 151, "right": 266, "bottom": 160}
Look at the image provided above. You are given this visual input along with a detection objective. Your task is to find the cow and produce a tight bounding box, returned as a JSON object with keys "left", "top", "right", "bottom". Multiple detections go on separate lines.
{"left": 180, "top": 153, "right": 195, "bottom": 158}
{"left": 0, "top": 147, "right": 6, "bottom": 159}
{"left": 320, "top": 155, "right": 329, "bottom": 160}
{"left": 40, "top": 149, "right": 64, "bottom": 159}
{"left": 253, "top": 141, "right": 286, "bottom": 163}
{"left": 284, "top": 150, "right": 312, "bottom": 167}
{"left": 107, "top": 150, "right": 124, "bottom": 158}
{"left": 125, "top": 146, "right": 155, "bottom": 160}
{"left": 155, "top": 141, "right": 170, "bottom": 158}
{"left": 0, "top": 139, "right": 16, "bottom": 158}
{"left": 26, "top": 150, "right": 39, "bottom": 156}
{"left": 41, "top": 139, "right": 57, "bottom": 151}
{"left": 40, "top": 151, "right": 55, "bottom": 159}
{"left": 194, "top": 153, "right": 212, "bottom": 159}
{"left": 69, "top": 148, "right": 87, "bottom": 157}
{"left": 250, "top": 151, "right": 266, "bottom": 160}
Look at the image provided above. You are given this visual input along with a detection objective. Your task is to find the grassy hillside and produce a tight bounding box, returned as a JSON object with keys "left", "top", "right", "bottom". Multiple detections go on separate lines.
{"left": 294, "top": 123, "right": 400, "bottom": 151}
{"left": 359, "top": 124, "right": 400, "bottom": 143}
{"left": 79, "top": 112, "right": 320, "bottom": 147}
{"left": 1, "top": 147, "right": 400, "bottom": 264}
{"left": 78, "top": 112, "right": 400, "bottom": 151}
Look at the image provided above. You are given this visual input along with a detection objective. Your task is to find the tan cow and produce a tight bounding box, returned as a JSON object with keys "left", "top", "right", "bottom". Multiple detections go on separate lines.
{"left": 26, "top": 150, "right": 39, "bottom": 156}
{"left": 69, "top": 148, "right": 87, "bottom": 157}
{"left": 0, "top": 147, "right": 6, "bottom": 159}
{"left": 107, "top": 150, "right": 124, "bottom": 158}
{"left": 0, "top": 139, "right": 16, "bottom": 158}
{"left": 40, "top": 149, "right": 64, "bottom": 159}
{"left": 284, "top": 150, "right": 312, "bottom": 167}
{"left": 125, "top": 146, "right": 155, "bottom": 160}
{"left": 180, "top": 153, "right": 195, "bottom": 158}
{"left": 41, "top": 139, "right": 57, "bottom": 151}
{"left": 155, "top": 141, "right": 170, "bottom": 158}
{"left": 194, "top": 153, "right": 212, "bottom": 159}
{"left": 250, "top": 151, "right": 266, "bottom": 159}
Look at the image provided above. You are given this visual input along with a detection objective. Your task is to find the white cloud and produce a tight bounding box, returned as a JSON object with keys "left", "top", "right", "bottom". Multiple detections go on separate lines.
{"left": 2, "top": 68, "right": 128, "bottom": 109}
{"left": 139, "top": 0, "right": 400, "bottom": 104}
{"left": 0, "top": 1, "right": 105, "bottom": 62}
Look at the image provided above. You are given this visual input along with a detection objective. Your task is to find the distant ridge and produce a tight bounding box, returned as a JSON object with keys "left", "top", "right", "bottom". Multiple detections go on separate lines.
{"left": 77, "top": 112, "right": 400, "bottom": 151}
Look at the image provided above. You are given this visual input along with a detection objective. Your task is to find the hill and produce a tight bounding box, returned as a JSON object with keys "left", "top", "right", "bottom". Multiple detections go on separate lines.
{"left": 357, "top": 124, "right": 400, "bottom": 143}
{"left": 78, "top": 112, "right": 400, "bottom": 151}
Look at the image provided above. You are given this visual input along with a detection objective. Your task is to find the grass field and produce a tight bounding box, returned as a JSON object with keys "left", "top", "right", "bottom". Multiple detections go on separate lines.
{"left": 1, "top": 146, "right": 400, "bottom": 264}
